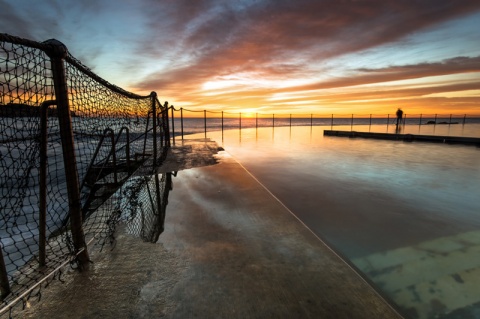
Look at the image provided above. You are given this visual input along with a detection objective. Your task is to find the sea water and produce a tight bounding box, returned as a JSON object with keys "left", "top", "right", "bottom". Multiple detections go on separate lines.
{"left": 195, "top": 124, "right": 480, "bottom": 319}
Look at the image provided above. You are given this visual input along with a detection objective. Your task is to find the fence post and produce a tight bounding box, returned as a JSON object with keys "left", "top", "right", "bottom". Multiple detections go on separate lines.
{"left": 180, "top": 107, "right": 184, "bottom": 140}
{"left": 151, "top": 93, "right": 158, "bottom": 160}
{"left": 163, "top": 102, "right": 170, "bottom": 147}
{"left": 0, "top": 244, "right": 10, "bottom": 299}
{"left": 39, "top": 100, "right": 57, "bottom": 267}
{"left": 44, "top": 39, "right": 89, "bottom": 266}
{"left": 170, "top": 105, "right": 175, "bottom": 145}
{"left": 204, "top": 110, "right": 207, "bottom": 138}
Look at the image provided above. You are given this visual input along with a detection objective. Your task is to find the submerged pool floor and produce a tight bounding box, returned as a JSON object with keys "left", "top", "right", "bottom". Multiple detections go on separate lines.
{"left": 206, "top": 125, "right": 480, "bottom": 319}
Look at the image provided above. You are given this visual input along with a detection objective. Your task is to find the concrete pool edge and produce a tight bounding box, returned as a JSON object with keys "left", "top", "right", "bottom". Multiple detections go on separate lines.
{"left": 229, "top": 151, "right": 406, "bottom": 318}
{"left": 324, "top": 130, "right": 480, "bottom": 146}
{"left": 13, "top": 142, "right": 404, "bottom": 318}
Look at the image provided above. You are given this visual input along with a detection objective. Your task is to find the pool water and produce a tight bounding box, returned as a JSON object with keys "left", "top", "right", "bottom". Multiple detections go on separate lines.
{"left": 200, "top": 124, "right": 480, "bottom": 319}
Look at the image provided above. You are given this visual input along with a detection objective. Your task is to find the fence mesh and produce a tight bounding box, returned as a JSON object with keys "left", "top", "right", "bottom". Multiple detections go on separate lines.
{"left": 0, "top": 33, "right": 170, "bottom": 314}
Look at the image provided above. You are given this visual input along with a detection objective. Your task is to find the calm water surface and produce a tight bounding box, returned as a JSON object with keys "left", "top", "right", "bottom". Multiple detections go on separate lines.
{"left": 194, "top": 124, "right": 480, "bottom": 319}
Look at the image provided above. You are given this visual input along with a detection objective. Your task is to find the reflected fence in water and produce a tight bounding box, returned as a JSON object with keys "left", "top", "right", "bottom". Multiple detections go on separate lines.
{"left": 0, "top": 33, "right": 172, "bottom": 316}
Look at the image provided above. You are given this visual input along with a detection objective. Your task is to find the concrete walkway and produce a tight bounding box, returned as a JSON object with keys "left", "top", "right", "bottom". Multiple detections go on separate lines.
{"left": 16, "top": 145, "right": 402, "bottom": 318}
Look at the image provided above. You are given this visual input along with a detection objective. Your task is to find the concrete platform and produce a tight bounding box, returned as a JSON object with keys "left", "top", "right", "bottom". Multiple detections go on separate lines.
{"left": 14, "top": 145, "right": 402, "bottom": 318}
{"left": 324, "top": 130, "right": 480, "bottom": 146}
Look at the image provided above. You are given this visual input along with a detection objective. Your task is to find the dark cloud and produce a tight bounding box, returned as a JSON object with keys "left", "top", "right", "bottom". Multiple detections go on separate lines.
{"left": 135, "top": 0, "right": 480, "bottom": 93}
{"left": 279, "top": 56, "right": 480, "bottom": 92}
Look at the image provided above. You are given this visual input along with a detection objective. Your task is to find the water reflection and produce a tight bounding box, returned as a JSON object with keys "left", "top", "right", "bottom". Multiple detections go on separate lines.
{"left": 205, "top": 125, "right": 480, "bottom": 319}
{"left": 121, "top": 172, "right": 175, "bottom": 243}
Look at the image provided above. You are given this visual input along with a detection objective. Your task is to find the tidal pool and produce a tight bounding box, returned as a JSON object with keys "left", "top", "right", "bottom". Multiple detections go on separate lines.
{"left": 200, "top": 124, "right": 480, "bottom": 319}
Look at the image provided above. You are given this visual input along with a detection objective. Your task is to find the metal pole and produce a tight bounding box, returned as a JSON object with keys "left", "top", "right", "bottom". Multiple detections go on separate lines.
{"left": 256, "top": 113, "right": 258, "bottom": 129}
{"left": 463, "top": 114, "right": 466, "bottom": 125}
{"left": 272, "top": 114, "right": 275, "bottom": 128}
{"left": 0, "top": 244, "right": 9, "bottom": 299}
{"left": 45, "top": 39, "right": 89, "bottom": 266}
{"left": 163, "top": 102, "right": 170, "bottom": 147}
{"left": 239, "top": 112, "right": 242, "bottom": 130}
{"left": 204, "top": 110, "right": 207, "bottom": 139}
{"left": 434, "top": 114, "right": 437, "bottom": 126}
{"left": 419, "top": 114, "right": 422, "bottom": 126}
{"left": 351, "top": 114, "right": 354, "bottom": 131}
{"left": 310, "top": 114, "right": 313, "bottom": 129}
{"left": 289, "top": 114, "right": 292, "bottom": 129}
{"left": 180, "top": 107, "right": 184, "bottom": 140}
{"left": 39, "top": 100, "right": 56, "bottom": 267}
{"left": 151, "top": 94, "right": 158, "bottom": 161}
{"left": 369, "top": 114, "right": 372, "bottom": 127}
{"left": 449, "top": 114, "right": 452, "bottom": 125}
{"left": 387, "top": 114, "right": 390, "bottom": 130}
{"left": 331, "top": 114, "right": 333, "bottom": 129}
{"left": 170, "top": 106, "right": 175, "bottom": 145}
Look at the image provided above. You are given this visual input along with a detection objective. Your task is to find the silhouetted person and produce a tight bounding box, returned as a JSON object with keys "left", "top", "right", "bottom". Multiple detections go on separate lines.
{"left": 396, "top": 108, "right": 403, "bottom": 126}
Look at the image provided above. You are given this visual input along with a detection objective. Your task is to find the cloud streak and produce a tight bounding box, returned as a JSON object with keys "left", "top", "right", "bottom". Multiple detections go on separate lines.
{"left": 1, "top": 0, "right": 480, "bottom": 114}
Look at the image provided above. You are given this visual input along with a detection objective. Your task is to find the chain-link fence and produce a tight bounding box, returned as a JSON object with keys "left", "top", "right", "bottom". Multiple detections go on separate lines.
{"left": 1, "top": 33, "right": 171, "bottom": 315}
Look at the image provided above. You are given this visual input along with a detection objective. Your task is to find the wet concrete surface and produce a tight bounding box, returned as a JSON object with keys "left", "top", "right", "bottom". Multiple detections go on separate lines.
{"left": 13, "top": 139, "right": 401, "bottom": 318}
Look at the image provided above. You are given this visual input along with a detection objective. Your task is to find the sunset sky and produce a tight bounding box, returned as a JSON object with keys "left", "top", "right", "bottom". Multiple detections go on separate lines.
{"left": 1, "top": 0, "right": 480, "bottom": 116}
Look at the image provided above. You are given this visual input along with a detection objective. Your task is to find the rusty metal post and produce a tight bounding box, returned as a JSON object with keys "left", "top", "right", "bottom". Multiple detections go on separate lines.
{"left": 163, "top": 102, "right": 170, "bottom": 147}
{"left": 151, "top": 93, "right": 160, "bottom": 164}
{"left": 169, "top": 105, "right": 175, "bottom": 146}
{"left": 44, "top": 39, "right": 89, "bottom": 266}
{"left": 180, "top": 107, "right": 184, "bottom": 140}
{"left": 204, "top": 110, "right": 207, "bottom": 139}
{"left": 39, "top": 100, "right": 56, "bottom": 267}
{"left": 0, "top": 244, "right": 10, "bottom": 299}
